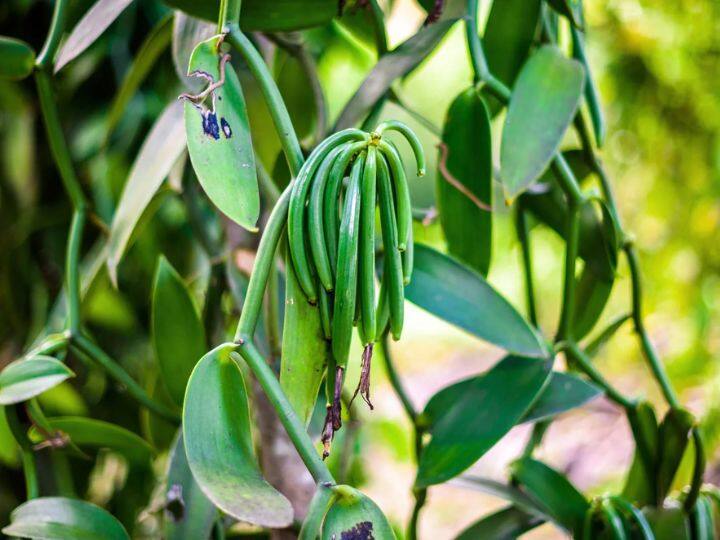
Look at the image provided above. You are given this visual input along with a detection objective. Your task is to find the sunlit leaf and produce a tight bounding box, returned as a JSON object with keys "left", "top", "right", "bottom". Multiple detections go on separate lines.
{"left": 106, "top": 100, "right": 185, "bottom": 283}
{"left": 437, "top": 87, "right": 492, "bottom": 276}
{"left": 0, "top": 356, "right": 74, "bottom": 405}
{"left": 152, "top": 256, "right": 206, "bottom": 406}
{"left": 405, "top": 244, "right": 545, "bottom": 357}
{"left": 417, "top": 356, "right": 551, "bottom": 487}
{"left": 0, "top": 36, "right": 35, "bottom": 80}
{"left": 322, "top": 486, "right": 395, "bottom": 540}
{"left": 183, "top": 343, "right": 293, "bottom": 527}
{"left": 54, "top": 0, "right": 135, "bottom": 72}
{"left": 2, "top": 497, "right": 129, "bottom": 539}
{"left": 183, "top": 35, "right": 258, "bottom": 231}
{"left": 500, "top": 46, "right": 584, "bottom": 200}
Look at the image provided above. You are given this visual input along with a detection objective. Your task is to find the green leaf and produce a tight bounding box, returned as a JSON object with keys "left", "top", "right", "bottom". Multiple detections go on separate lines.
{"left": 546, "top": 0, "right": 583, "bottom": 28}
{"left": 0, "top": 36, "right": 35, "bottom": 80}
{"left": 623, "top": 401, "right": 659, "bottom": 506}
{"left": 54, "top": 0, "right": 135, "bottom": 72}
{"left": 455, "top": 506, "right": 542, "bottom": 540}
{"left": 656, "top": 408, "right": 694, "bottom": 503}
{"left": 0, "top": 356, "right": 74, "bottom": 405}
{"left": 2, "top": 497, "right": 129, "bottom": 539}
{"left": 643, "top": 505, "right": 692, "bottom": 540}
{"left": 453, "top": 476, "right": 553, "bottom": 521}
{"left": 184, "top": 35, "right": 259, "bottom": 231}
{"left": 335, "top": 19, "right": 457, "bottom": 130}
{"left": 500, "top": 46, "right": 585, "bottom": 200}
{"left": 107, "top": 100, "right": 186, "bottom": 284}
{"left": 511, "top": 457, "right": 589, "bottom": 534}
{"left": 437, "top": 87, "right": 493, "bottom": 276}
{"left": 417, "top": 355, "right": 551, "bottom": 487}
{"left": 30, "top": 417, "right": 154, "bottom": 464}
{"left": 163, "top": 0, "right": 337, "bottom": 31}
{"left": 183, "top": 343, "right": 293, "bottom": 527}
{"left": 152, "top": 256, "right": 207, "bottom": 406}
{"left": 572, "top": 266, "right": 614, "bottom": 341}
{"left": 105, "top": 14, "right": 173, "bottom": 141}
{"left": 280, "top": 252, "right": 328, "bottom": 427}
{"left": 521, "top": 371, "right": 601, "bottom": 423}
{"left": 165, "top": 433, "right": 217, "bottom": 540}
{"left": 405, "top": 244, "right": 545, "bottom": 357}
{"left": 322, "top": 486, "right": 396, "bottom": 540}
{"left": 172, "top": 13, "right": 216, "bottom": 91}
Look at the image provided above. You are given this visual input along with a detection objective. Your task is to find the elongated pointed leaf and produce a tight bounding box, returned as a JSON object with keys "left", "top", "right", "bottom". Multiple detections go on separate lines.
{"left": 30, "top": 416, "right": 154, "bottom": 464}
{"left": 572, "top": 266, "right": 614, "bottom": 340}
{"left": 2, "top": 497, "right": 129, "bottom": 539}
{"left": 623, "top": 401, "right": 659, "bottom": 506}
{"left": 456, "top": 506, "right": 542, "bottom": 540}
{"left": 0, "top": 356, "right": 74, "bottom": 405}
{"left": 184, "top": 36, "right": 258, "bottom": 231}
{"left": 183, "top": 343, "right": 293, "bottom": 527}
{"left": 521, "top": 371, "right": 601, "bottom": 423}
{"left": 656, "top": 408, "right": 694, "bottom": 503}
{"left": 164, "top": 0, "right": 337, "bottom": 31}
{"left": 437, "top": 87, "right": 492, "bottom": 276}
{"left": 417, "top": 356, "right": 551, "bottom": 487}
{"left": 165, "top": 433, "right": 217, "bottom": 540}
{"left": 280, "top": 253, "right": 328, "bottom": 427}
{"left": 106, "top": 14, "right": 173, "bottom": 140}
{"left": 54, "top": 0, "right": 135, "bottom": 72}
{"left": 0, "top": 36, "right": 35, "bottom": 80}
{"left": 511, "top": 457, "right": 589, "bottom": 534}
{"left": 500, "top": 46, "right": 584, "bottom": 200}
{"left": 335, "top": 19, "right": 457, "bottom": 130}
{"left": 152, "top": 256, "right": 206, "bottom": 406}
{"left": 107, "top": 100, "right": 186, "bottom": 283}
{"left": 406, "top": 244, "right": 545, "bottom": 357}
{"left": 322, "top": 486, "right": 395, "bottom": 540}
{"left": 453, "top": 477, "right": 552, "bottom": 521}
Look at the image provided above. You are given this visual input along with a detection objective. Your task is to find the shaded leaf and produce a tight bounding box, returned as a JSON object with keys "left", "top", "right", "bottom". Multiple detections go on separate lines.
{"left": 0, "top": 36, "right": 35, "bottom": 80}
{"left": 322, "top": 486, "right": 395, "bottom": 540}
{"left": 546, "top": 0, "right": 583, "bottom": 28}
{"left": 172, "top": 12, "right": 215, "bottom": 91}
{"left": 521, "top": 371, "right": 601, "bottom": 423}
{"left": 572, "top": 266, "right": 614, "bottom": 341}
{"left": 183, "top": 343, "right": 293, "bottom": 527}
{"left": 643, "top": 505, "right": 692, "bottom": 540}
{"left": 54, "top": 0, "right": 135, "bottom": 72}
{"left": 623, "top": 401, "right": 659, "bottom": 506}
{"left": 280, "top": 252, "right": 328, "bottom": 427}
{"left": 656, "top": 408, "right": 694, "bottom": 503}
{"left": 452, "top": 476, "right": 552, "bottom": 521}
{"left": 405, "top": 244, "right": 545, "bottom": 357}
{"left": 2, "top": 497, "right": 129, "bottom": 539}
{"left": 107, "top": 100, "right": 186, "bottom": 283}
{"left": 152, "top": 256, "right": 206, "bottom": 406}
{"left": 163, "top": 0, "right": 337, "bottom": 31}
{"left": 455, "top": 505, "right": 542, "bottom": 540}
{"left": 500, "top": 46, "right": 584, "bottom": 200}
{"left": 106, "top": 14, "right": 173, "bottom": 141}
{"left": 165, "top": 433, "right": 217, "bottom": 540}
{"left": 184, "top": 35, "right": 258, "bottom": 231}
{"left": 511, "top": 457, "right": 589, "bottom": 533}
{"left": 417, "top": 356, "right": 551, "bottom": 487}
{"left": 335, "top": 19, "right": 457, "bottom": 130}
{"left": 437, "top": 87, "right": 492, "bottom": 276}
{"left": 0, "top": 356, "right": 74, "bottom": 405}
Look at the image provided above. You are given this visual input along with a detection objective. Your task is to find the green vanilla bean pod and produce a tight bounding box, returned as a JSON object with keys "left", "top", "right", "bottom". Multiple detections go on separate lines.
{"left": 358, "top": 145, "right": 378, "bottom": 346}
{"left": 374, "top": 119, "right": 427, "bottom": 177}
{"left": 402, "top": 219, "right": 414, "bottom": 285}
{"left": 317, "top": 285, "right": 333, "bottom": 340}
{"left": 377, "top": 140, "right": 412, "bottom": 251}
{"left": 377, "top": 153, "right": 405, "bottom": 340}
{"left": 288, "top": 129, "right": 367, "bottom": 303}
{"left": 375, "top": 270, "right": 390, "bottom": 337}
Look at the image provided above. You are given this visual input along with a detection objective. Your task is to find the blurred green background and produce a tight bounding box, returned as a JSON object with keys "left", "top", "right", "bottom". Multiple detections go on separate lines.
{"left": 0, "top": 0, "right": 718, "bottom": 537}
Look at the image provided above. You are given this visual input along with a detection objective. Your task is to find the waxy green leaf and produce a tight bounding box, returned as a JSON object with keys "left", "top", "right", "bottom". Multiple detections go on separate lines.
{"left": 417, "top": 356, "right": 551, "bottom": 487}
{"left": 437, "top": 87, "right": 493, "bottom": 276}
{"left": 184, "top": 35, "right": 259, "bottom": 231}
{"left": 521, "top": 371, "right": 601, "bottom": 423}
{"left": 0, "top": 36, "right": 35, "bottom": 80}
{"left": 183, "top": 343, "right": 293, "bottom": 527}
{"left": 280, "top": 253, "right": 328, "bottom": 427}
{"left": 500, "top": 46, "right": 585, "bottom": 200}
{"left": 54, "top": 0, "right": 135, "bottom": 72}
{"left": 2, "top": 497, "right": 129, "bottom": 540}
{"left": 656, "top": 408, "right": 694, "bottom": 503}
{"left": 107, "top": 100, "right": 186, "bottom": 283}
{"left": 511, "top": 457, "right": 589, "bottom": 534}
{"left": 623, "top": 401, "right": 659, "bottom": 506}
{"left": 0, "top": 356, "right": 74, "bottom": 405}
{"left": 165, "top": 433, "right": 217, "bottom": 540}
{"left": 456, "top": 506, "right": 542, "bottom": 540}
{"left": 322, "top": 486, "right": 395, "bottom": 540}
{"left": 30, "top": 416, "right": 154, "bottom": 464}
{"left": 152, "top": 256, "right": 206, "bottom": 406}
{"left": 405, "top": 244, "right": 545, "bottom": 357}
{"left": 163, "top": 0, "right": 337, "bottom": 31}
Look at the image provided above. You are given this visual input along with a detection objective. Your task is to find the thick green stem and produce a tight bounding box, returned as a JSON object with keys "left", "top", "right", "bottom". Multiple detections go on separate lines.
{"left": 5, "top": 405, "right": 38, "bottom": 499}
{"left": 407, "top": 488, "right": 428, "bottom": 540}
{"left": 36, "top": 0, "right": 68, "bottom": 69}
{"left": 684, "top": 427, "right": 705, "bottom": 512}
{"left": 556, "top": 203, "right": 580, "bottom": 341}
{"left": 234, "top": 342, "right": 334, "bottom": 485}
{"left": 264, "top": 260, "right": 281, "bottom": 364}
{"left": 66, "top": 211, "right": 85, "bottom": 332}
{"left": 379, "top": 332, "right": 417, "bottom": 423}
{"left": 70, "top": 335, "right": 181, "bottom": 422}
{"left": 227, "top": 26, "right": 303, "bottom": 177}
{"left": 515, "top": 204, "right": 538, "bottom": 327}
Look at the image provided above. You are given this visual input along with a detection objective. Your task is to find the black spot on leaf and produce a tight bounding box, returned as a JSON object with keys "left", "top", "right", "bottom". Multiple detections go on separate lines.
{"left": 165, "top": 484, "right": 185, "bottom": 522}
{"left": 202, "top": 112, "right": 220, "bottom": 140}
{"left": 221, "top": 117, "right": 232, "bottom": 138}
{"left": 341, "top": 521, "right": 374, "bottom": 540}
